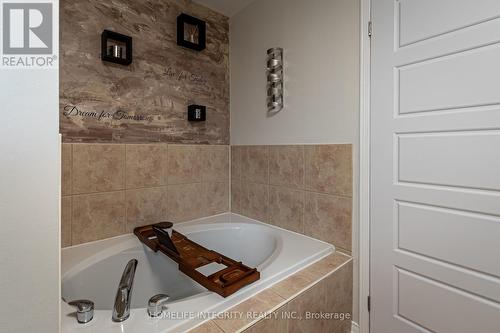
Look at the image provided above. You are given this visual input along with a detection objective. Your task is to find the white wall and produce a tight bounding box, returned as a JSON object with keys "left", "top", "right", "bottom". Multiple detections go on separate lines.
{"left": 0, "top": 3, "right": 60, "bottom": 332}
{"left": 230, "top": 0, "right": 360, "bottom": 323}
{"left": 230, "top": 0, "right": 359, "bottom": 145}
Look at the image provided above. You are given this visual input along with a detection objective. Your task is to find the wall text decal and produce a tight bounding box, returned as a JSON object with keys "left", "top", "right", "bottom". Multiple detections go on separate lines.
{"left": 63, "top": 105, "right": 154, "bottom": 122}
{"left": 164, "top": 66, "right": 207, "bottom": 85}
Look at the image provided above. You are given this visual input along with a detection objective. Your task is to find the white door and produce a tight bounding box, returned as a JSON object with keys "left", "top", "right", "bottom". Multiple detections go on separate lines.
{"left": 371, "top": 1, "right": 500, "bottom": 332}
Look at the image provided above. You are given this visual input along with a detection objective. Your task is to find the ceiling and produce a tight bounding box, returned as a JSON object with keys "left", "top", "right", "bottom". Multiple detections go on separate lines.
{"left": 193, "top": 0, "right": 256, "bottom": 17}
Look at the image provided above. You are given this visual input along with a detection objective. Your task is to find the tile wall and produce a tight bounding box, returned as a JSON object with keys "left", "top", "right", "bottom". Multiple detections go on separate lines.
{"left": 231, "top": 145, "right": 353, "bottom": 253}
{"left": 62, "top": 143, "right": 352, "bottom": 253}
{"left": 61, "top": 143, "right": 229, "bottom": 247}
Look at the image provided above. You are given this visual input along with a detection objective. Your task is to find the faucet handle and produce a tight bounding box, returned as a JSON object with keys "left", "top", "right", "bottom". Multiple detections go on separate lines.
{"left": 148, "top": 294, "right": 170, "bottom": 317}
{"left": 68, "top": 299, "right": 94, "bottom": 324}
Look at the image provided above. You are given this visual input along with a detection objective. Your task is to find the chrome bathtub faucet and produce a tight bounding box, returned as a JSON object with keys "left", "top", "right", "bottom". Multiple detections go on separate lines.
{"left": 68, "top": 299, "right": 94, "bottom": 324}
{"left": 147, "top": 294, "right": 170, "bottom": 317}
{"left": 112, "top": 259, "right": 138, "bottom": 322}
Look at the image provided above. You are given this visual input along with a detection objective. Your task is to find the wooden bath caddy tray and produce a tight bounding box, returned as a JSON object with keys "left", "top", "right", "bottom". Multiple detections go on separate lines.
{"left": 134, "top": 222, "right": 260, "bottom": 297}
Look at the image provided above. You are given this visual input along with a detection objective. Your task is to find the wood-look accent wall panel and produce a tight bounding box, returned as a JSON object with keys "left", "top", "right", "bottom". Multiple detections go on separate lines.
{"left": 60, "top": 0, "right": 229, "bottom": 144}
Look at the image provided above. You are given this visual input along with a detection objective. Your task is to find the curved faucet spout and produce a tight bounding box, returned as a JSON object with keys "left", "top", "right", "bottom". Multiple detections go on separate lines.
{"left": 112, "top": 259, "right": 138, "bottom": 322}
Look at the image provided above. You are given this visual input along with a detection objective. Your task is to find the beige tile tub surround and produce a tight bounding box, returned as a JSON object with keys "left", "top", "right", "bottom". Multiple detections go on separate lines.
{"left": 243, "top": 306, "right": 288, "bottom": 333}
{"left": 61, "top": 196, "right": 72, "bottom": 247}
{"left": 167, "top": 183, "right": 205, "bottom": 222}
{"left": 214, "top": 289, "right": 285, "bottom": 332}
{"left": 168, "top": 145, "right": 203, "bottom": 185}
{"left": 190, "top": 321, "right": 225, "bottom": 333}
{"left": 61, "top": 143, "right": 72, "bottom": 196}
{"left": 270, "top": 145, "right": 305, "bottom": 190}
{"left": 203, "top": 145, "right": 230, "bottom": 183}
{"left": 305, "top": 192, "right": 352, "bottom": 251}
{"left": 126, "top": 187, "right": 168, "bottom": 233}
{"left": 72, "top": 191, "right": 126, "bottom": 245}
{"left": 126, "top": 144, "right": 165, "bottom": 189}
{"left": 72, "top": 144, "right": 125, "bottom": 194}
{"left": 241, "top": 146, "right": 269, "bottom": 184}
{"left": 231, "top": 144, "right": 353, "bottom": 252}
{"left": 269, "top": 186, "right": 305, "bottom": 234}
{"left": 189, "top": 252, "right": 353, "bottom": 333}
{"left": 61, "top": 143, "right": 229, "bottom": 247}
{"left": 241, "top": 182, "right": 269, "bottom": 223}
{"left": 305, "top": 145, "right": 353, "bottom": 197}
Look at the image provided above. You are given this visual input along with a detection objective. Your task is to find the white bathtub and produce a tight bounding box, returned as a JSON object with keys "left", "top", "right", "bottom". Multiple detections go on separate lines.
{"left": 61, "top": 213, "right": 334, "bottom": 333}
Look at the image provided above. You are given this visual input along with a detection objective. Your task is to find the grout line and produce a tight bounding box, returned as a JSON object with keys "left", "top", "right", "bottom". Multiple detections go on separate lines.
{"left": 232, "top": 291, "right": 287, "bottom": 333}
{"left": 228, "top": 146, "right": 232, "bottom": 212}
{"left": 70, "top": 188, "right": 129, "bottom": 197}
{"left": 69, "top": 143, "right": 73, "bottom": 246}
{"left": 336, "top": 247, "right": 353, "bottom": 256}
{"left": 124, "top": 144, "right": 128, "bottom": 233}
{"left": 123, "top": 144, "right": 127, "bottom": 192}
{"left": 164, "top": 144, "right": 168, "bottom": 186}
{"left": 266, "top": 145, "right": 270, "bottom": 186}
{"left": 300, "top": 145, "right": 306, "bottom": 236}
{"left": 70, "top": 181, "right": 233, "bottom": 198}
{"left": 69, "top": 194, "right": 73, "bottom": 247}
{"left": 235, "top": 181, "right": 353, "bottom": 199}
{"left": 212, "top": 320, "right": 226, "bottom": 333}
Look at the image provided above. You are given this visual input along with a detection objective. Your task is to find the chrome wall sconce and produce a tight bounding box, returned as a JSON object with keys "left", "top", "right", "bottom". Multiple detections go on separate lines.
{"left": 267, "top": 47, "right": 283, "bottom": 112}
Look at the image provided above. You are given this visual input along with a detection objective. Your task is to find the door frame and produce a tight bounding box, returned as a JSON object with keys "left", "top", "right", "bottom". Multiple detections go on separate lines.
{"left": 358, "top": 0, "right": 371, "bottom": 332}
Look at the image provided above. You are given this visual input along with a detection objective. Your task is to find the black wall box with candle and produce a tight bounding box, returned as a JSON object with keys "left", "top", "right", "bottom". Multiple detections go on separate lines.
{"left": 101, "top": 30, "right": 133, "bottom": 65}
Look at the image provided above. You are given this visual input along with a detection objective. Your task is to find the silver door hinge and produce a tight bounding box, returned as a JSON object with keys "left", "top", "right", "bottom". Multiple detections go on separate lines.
{"left": 368, "top": 295, "right": 371, "bottom": 312}
{"left": 368, "top": 21, "right": 373, "bottom": 38}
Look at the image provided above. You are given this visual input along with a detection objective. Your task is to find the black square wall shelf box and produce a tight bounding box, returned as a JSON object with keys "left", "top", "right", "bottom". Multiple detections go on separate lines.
{"left": 177, "top": 13, "right": 206, "bottom": 51}
{"left": 188, "top": 104, "right": 206, "bottom": 121}
{"left": 101, "top": 30, "right": 132, "bottom": 65}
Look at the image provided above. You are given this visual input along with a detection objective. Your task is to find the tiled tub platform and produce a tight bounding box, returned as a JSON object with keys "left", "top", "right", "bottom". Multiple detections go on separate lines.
{"left": 190, "top": 252, "right": 353, "bottom": 333}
